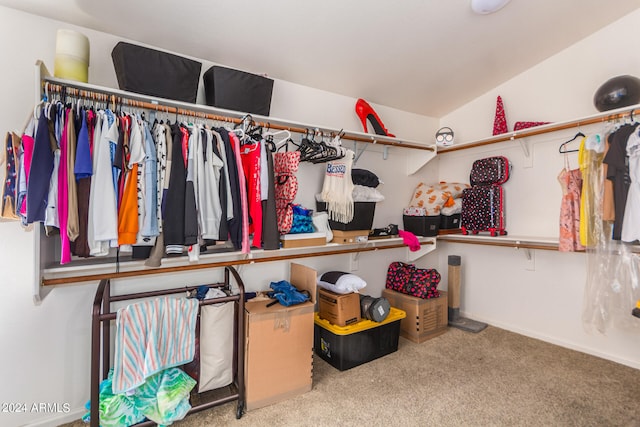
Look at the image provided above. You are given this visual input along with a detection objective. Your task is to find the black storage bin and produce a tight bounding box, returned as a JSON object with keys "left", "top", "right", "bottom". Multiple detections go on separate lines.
{"left": 316, "top": 202, "right": 376, "bottom": 231}
{"left": 314, "top": 309, "right": 404, "bottom": 371}
{"left": 403, "top": 215, "right": 440, "bottom": 237}
{"left": 440, "top": 213, "right": 461, "bottom": 230}
{"left": 203, "top": 66, "right": 274, "bottom": 116}
{"left": 111, "top": 42, "right": 202, "bottom": 103}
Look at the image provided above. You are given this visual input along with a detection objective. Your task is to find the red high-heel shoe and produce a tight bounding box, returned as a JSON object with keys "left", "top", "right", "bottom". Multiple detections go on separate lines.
{"left": 355, "top": 98, "right": 395, "bottom": 137}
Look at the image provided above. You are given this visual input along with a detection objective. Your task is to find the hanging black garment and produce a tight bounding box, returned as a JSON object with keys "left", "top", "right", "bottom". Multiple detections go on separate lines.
{"left": 26, "top": 106, "right": 55, "bottom": 223}
{"left": 163, "top": 124, "right": 187, "bottom": 247}
{"left": 217, "top": 128, "right": 242, "bottom": 250}
{"left": 184, "top": 127, "right": 198, "bottom": 247}
{"left": 604, "top": 124, "right": 636, "bottom": 240}
{"left": 261, "top": 147, "right": 279, "bottom": 250}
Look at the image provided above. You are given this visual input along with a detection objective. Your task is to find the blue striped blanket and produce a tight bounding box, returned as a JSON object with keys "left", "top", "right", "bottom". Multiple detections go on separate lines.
{"left": 112, "top": 296, "right": 199, "bottom": 394}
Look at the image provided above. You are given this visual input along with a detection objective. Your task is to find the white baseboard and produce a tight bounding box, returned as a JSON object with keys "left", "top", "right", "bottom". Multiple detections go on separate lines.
{"left": 460, "top": 311, "right": 640, "bottom": 370}
{"left": 23, "top": 408, "right": 84, "bottom": 427}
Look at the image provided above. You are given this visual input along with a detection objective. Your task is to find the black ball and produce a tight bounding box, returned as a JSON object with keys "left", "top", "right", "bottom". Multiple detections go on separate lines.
{"left": 594, "top": 75, "right": 640, "bottom": 112}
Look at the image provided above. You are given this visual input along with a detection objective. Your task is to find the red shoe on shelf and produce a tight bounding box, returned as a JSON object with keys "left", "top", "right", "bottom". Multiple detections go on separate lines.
{"left": 355, "top": 98, "right": 395, "bottom": 137}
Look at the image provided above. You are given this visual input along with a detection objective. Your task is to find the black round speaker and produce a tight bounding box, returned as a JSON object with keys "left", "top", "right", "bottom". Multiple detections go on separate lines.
{"left": 593, "top": 75, "right": 640, "bottom": 112}
{"left": 359, "top": 295, "right": 391, "bottom": 322}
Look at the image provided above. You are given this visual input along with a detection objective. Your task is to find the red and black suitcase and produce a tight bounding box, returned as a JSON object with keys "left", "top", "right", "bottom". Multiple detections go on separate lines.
{"left": 461, "top": 156, "right": 510, "bottom": 236}
{"left": 469, "top": 155, "right": 510, "bottom": 185}
{"left": 460, "top": 184, "right": 506, "bottom": 236}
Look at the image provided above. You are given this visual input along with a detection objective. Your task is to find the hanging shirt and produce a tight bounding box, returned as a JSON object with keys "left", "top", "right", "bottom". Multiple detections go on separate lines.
{"left": 163, "top": 124, "right": 188, "bottom": 252}
{"left": 1, "top": 132, "right": 20, "bottom": 220}
{"left": 19, "top": 116, "right": 35, "bottom": 218}
{"left": 72, "top": 108, "right": 92, "bottom": 258}
{"left": 217, "top": 128, "right": 243, "bottom": 250}
{"left": 184, "top": 124, "right": 199, "bottom": 248}
{"left": 140, "top": 120, "right": 158, "bottom": 239}
{"left": 621, "top": 130, "right": 640, "bottom": 242}
{"left": 578, "top": 136, "right": 604, "bottom": 247}
{"left": 26, "top": 107, "right": 53, "bottom": 223}
{"left": 57, "top": 108, "right": 72, "bottom": 264}
{"left": 603, "top": 124, "right": 636, "bottom": 240}
{"left": 229, "top": 131, "right": 250, "bottom": 253}
{"left": 118, "top": 115, "right": 145, "bottom": 246}
{"left": 199, "top": 128, "right": 224, "bottom": 240}
{"left": 66, "top": 108, "right": 79, "bottom": 243}
{"left": 240, "top": 137, "right": 263, "bottom": 248}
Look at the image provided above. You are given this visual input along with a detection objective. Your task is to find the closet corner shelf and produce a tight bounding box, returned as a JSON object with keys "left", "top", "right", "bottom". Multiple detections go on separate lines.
{"left": 41, "top": 237, "right": 435, "bottom": 286}
{"left": 437, "top": 102, "right": 640, "bottom": 154}
{"left": 437, "top": 233, "right": 559, "bottom": 251}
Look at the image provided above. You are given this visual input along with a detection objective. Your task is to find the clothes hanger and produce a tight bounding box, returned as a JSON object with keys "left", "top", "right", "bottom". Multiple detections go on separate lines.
{"left": 558, "top": 131, "right": 585, "bottom": 154}
{"left": 266, "top": 129, "right": 292, "bottom": 151}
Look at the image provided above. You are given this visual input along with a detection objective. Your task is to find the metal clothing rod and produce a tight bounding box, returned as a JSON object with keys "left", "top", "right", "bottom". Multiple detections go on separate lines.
{"left": 42, "top": 76, "right": 434, "bottom": 152}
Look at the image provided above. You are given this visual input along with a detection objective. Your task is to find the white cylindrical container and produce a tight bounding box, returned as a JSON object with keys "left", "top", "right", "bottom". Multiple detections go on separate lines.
{"left": 54, "top": 29, "right": 90, "bottom": 82}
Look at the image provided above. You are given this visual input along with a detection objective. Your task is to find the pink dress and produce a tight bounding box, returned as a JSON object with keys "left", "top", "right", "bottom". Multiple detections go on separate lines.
{"left": 558, "top": 168, "right": 584, "bottom": 252}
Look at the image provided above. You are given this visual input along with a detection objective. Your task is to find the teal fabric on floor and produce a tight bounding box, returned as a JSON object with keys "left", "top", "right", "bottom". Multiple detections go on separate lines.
{"left": 83, "top": 367, "right": 196, "bottom": 427}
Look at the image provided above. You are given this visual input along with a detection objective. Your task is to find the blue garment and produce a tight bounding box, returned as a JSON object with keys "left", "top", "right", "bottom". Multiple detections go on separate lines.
{"left": 26, "top": 107, "right": 54, "bottom": 223}
{"left": 74, "top": 108, "right": 92, "bottom": 179}
{"left": 268, "top": 280, "right": 310, "bottom": 306}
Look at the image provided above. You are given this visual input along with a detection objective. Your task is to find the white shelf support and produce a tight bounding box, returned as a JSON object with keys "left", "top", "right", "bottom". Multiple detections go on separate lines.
{"left": 407, "top": 146, "right": 438, "bottom": 175}
{"left": 406, "top": 238, "right": 437, "bottom": 262}
{"left": 518, "top": 136, "right": 533, "bottom": 168}
{"left": 353, "top": 140, "right": 370, "bottom": 164}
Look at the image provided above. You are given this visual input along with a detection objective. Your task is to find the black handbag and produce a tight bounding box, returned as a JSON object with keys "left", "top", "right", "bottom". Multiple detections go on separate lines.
{"left": 203, "top": 66, "right": 274, "bottom": 116}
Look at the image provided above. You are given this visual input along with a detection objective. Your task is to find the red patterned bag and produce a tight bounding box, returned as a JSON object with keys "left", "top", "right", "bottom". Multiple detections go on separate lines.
{"left": 385, "top": 261, "right": 441, "bottom": 299}
{"left": 274, "top": 151, "right": 301, "bottom": 234}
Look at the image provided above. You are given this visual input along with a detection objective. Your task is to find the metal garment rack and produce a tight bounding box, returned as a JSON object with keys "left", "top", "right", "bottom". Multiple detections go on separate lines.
{"left": 90, "top": 266, "right": 246, "bottom": 426}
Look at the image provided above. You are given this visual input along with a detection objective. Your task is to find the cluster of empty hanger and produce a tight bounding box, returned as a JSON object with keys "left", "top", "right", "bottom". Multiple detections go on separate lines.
{"left": 234, "top": 114, "right": 347, "bottom": 163}
{"left": 559, "top": 109, "right": 640, "bottom": 154}
{"left": 294, "top": 129, "right": 347, "bottom": 163}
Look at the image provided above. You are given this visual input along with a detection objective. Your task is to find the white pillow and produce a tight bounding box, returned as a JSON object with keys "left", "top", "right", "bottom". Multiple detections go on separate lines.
{"left": 317, "top": 272, "right": 367, "bottom": 294}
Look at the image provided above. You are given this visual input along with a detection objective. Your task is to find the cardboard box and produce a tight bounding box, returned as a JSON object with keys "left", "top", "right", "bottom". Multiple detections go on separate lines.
{"left": 331, "top": 230, "right": 369, "bottom": 244}
{"left": 244, "top": 263, "right": 316, "bottom": 411}
{"left": 381, "top": 289, "right": 448, "bottom": 343}
{"left": 318, "top": 288, "right": 361, "bottom": 326}
{"left": 280, "top": 232, "right": 326, "bottom": 248}
{"left": 314, "top": 307, "right": 406, "bottom": 371}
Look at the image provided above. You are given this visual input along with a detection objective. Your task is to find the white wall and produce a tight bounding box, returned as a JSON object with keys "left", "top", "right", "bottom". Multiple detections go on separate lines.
{"left": 0, "top": 6, "right": 439, "bottom": 427}
{"left": 2, "top": 5, "right": 640, "bottom": 427}
{"left": 438, "top": 9, "right": 640, "bottom": 372}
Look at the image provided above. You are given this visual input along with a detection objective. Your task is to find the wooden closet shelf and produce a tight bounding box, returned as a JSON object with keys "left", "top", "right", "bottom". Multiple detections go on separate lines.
{"left": 438, "top": 103, "right": 640, "bottom": 153}
{"left": 437, "top": 234, "right": 560, "bottom": 251}
{"left": 41, "top": 238, "right": 435, "bottom": 286}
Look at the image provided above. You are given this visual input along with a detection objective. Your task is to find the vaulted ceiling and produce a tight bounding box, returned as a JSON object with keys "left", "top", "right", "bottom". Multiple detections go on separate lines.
{"left": 1, "top": 0, "right": 639, "bottom": 117}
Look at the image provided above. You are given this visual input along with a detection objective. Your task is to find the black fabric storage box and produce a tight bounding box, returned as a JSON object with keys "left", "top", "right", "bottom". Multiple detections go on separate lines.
{"left": 111, "top": 42, "right": 202, "bottom": 103}
{"left": 316, "top": 201, "right": 376, "bottom": 231}
{"left": 203, "top": 66, "right": 274, "bottom": 116}
{"left": 440, "top": 213, "right": 461, "bottom": 229}
{"left": 403, "top": 215, "right": 440, "bottom": 237}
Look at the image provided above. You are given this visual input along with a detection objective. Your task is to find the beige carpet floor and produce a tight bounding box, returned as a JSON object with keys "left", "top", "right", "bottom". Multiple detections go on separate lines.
{"left": 62, "top": 326, "right": 640, "bottom": 427}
